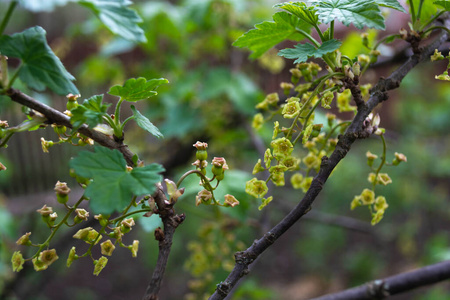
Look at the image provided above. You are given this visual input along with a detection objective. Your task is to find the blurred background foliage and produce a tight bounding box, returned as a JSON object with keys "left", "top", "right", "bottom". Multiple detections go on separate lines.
{"left": 0, "top": 0, "right": 449, "bottom": 299}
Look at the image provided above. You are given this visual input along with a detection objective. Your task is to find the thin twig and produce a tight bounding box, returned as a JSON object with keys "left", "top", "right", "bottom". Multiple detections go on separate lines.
{"left": 208, "top": 21, "right": 450, "bottom": 300}
{"left": 311, "top": 260, "right": 450, "bottom": 300}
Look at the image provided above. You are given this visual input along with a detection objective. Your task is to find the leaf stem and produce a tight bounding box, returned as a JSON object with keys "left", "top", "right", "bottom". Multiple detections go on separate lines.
{"left": 417, "top": 0, "right": 424, "bottom": 22}
{"left": 408, "top": 0, "right": 417, "bottom": 27}
{"left": 372, "top": 134, "right": 387, "bottom": 190}
{"left": 373, "top": 34, "right": 401, "bottom": 50}
{"left": 422, "top": 26, "right": 450, "bottom": 37}
{"left": 0, "top": 1, "right": 17, "bottom": 36}
{"left": 329, "top": 20, "right": 334, "bottom": 40}
{"left": 296, "top": 29, "right": 321, "bottom": 48}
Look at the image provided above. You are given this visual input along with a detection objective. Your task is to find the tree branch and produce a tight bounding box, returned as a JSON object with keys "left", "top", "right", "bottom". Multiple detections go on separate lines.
{"left": 5, "top": 88, "right": 135, "bottom": 166}
{"left": 142, "top": 187, "right": 185, "bottom": 300}
{"left": 311, "top": 260, "right": 450, "bottom": 300}
{"left": 208, "top": 23, "right": 450, "bottom": 300}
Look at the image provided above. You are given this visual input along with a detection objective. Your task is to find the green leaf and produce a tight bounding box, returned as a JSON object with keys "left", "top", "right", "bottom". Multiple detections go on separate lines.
{"left": 434, "top": 1, "right": 450, "bottom": 10}
{"left": 374, "top": 0, "right": 406, "bottom": 13}
{"left": 278, "top": 39, "right": 342, "bottom": 64}
{"left": 108, "top": 77, "right": 169, "bottom": 102}
{"left": 130, "top": 105, "right": 163, "bottom": 139}
{"left": 315, "top": 0, "right": 386, "bottom": 30}
{"left": 233, "top": 11, "right": 312, "bottom": 59}
{"left": 0, "top": 26, "right": 78, "bottom": 95}
{"left": 69, "top": 147, "right": 165, "bottom": 214}
{"left": 18, "top": 0, "right": 71, "bottom": 12}
{"left": 78, "top": 0, "right": 147, "bottom": 43}
{"left": 274, "top": 2, "right": 319, "bottom": 26}
{"left": 70, "top": 95, "right": 110, "bottom": 128}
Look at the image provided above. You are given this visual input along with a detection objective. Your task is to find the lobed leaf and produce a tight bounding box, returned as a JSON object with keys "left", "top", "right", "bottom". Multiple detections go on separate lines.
{"left": 434, "top": 0, "right": 450, "bottom": 10}
{"left": 108, "top": 77, "right": 169, "bottom": 102}
{"left": 130, "top": 105, "right": 163, "bottom": 139}
{"left": 70, "top": 95, "right": 110, "bottom": 129}
{"left": 233, "top": 11, "right": 312, "bottom": 59}
{"left": 278, "top": 39, "right": 342, "bottom": 64}
{"left": 314, "top": 0, "right": 386, "bottom": 30}
{"left": 374, "top": 0, "right": 406, "bottom": 13}
{"left": 274, "top": 2, "right": 320, "bottom": 26}
{"left": 0, "top": 26, "right": 79, "bottom": 95}
{"left": 78, "top": 0, "right": 147, "bottom": 43}
{"left": 69, "top": 147, "right": 164, "bottom": 214}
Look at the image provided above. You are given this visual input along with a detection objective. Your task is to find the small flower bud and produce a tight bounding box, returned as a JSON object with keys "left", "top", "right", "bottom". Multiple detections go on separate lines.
{"left": 193, "top": 141, "right": 208, "bottom": 161}
{"left": 16, "top": 232, "right": 32, "bottom": 246}
{"left": 224, "top": 194, "right": 239, "bottom": 207}
{"left": 54, "top": 181, "right": 70, "bottom": 204}
{"left": 399, "top": 28, "right": 408, "bottom": 39}
{"left": 67, "top": 247, "right": 78, "bottom": 267}
{"left": 120, "top": 218, "right": 135, "bottom": 233}
{"left": 36, "top": 205, "right": 53, "bottom": 217}
{"left": 290, "top": 173, "right": 304, "bottom": 189}
{"left": 73, "top": 227, "right": 93, "bottom": 241}
{"left": 326, "top": 113, "right": 336, "bottom": 127}
{"left": 352, "top": 62, "right": 361, "bottom": 76}
{"left": 74, "top": 208, "right": 89, "bottom": 223}
{"left": 258, "top": 196, "right": 273, "bottom": 210}
{"left": 252, "top": 113, "right": 264, "bottom": 130}
{"left": 252, "top": 159, "right": 265, "bottom": 175}
{"left": 280, "top": 82, "right": 294, "bottom": 96}
{"left": 130, "top": 240, "right": 139, "bottom": 257}
{"left": 40, "top": 138, "right": 54, "bottom": 153}
{"left": 375, "top": 196, "right": 388, "bottom": 212}
{"left": 195, "top": 189, "right": 213, "bottom": 206}
{"left": 266, "top": 93, "right": 279, "bottom": 106}
{"left": 361, "top": 33, "right": 369, "bottom": 47}
{"left": 302, "top": 124, "right": 313, "bottom": 144}
{"left": 66, "top": 93, "right": 80, "bottom": 111}
{"left": 392, "top": 152, "right": 407, "bottom": 165}
{"left": 366, "top": 151, "right": 378, "bottom": 167}
{"left": 94, "top": 214, "right": 110, "bottom": 227}
{"left": 350, "top": 196, "right": 361, "bottom": 210}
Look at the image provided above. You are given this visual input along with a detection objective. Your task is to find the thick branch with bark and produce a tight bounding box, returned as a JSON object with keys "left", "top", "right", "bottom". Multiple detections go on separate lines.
{"left": 311, "top": 260, "right": 450, "bottom": 300}
{"left": 209, "top": 25, "right": 450, "bottom": 300}
{"left": 6, "top": 88, "right": 135, "bottom": 166}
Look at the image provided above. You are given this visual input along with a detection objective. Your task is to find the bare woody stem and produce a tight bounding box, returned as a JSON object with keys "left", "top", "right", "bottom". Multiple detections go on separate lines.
{"left": 209, "top": 21, "right": 450, "bottom": 300}
{"left": 311, "top": 260, "right": 450, "bottom": 300}
{"left": 5, "top": 88, "right": 135, "bottom": 166}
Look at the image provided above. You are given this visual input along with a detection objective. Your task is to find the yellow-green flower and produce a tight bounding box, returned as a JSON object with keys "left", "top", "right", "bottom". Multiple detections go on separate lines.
{"left": 303, "top": 152, "right": 320, "bottom": 170}
{"left": 301, "top": 176, "right": 313, "bottom": 193}
{"left": 302, "top": 124, "right": 313, "bottom": 144}
{"left": 252, "top": 159, "right": 265, "bottom": 175}
{"left": 290, "top": 173, "right": 304, "bottom": 189}
{"left": 73, "top": 227, "right": 92, "bottom": 240}
{"left": 393, "top": 152, "right": 407, "bottom": 165}
{"left": 377, "top": 173, "right": 392, "bottom": 186}
{"left": 350, "top": 196, "right": 361, "bottom": 210}
{"left": 252, "top": 113, "right": 264, "bottom": 130}
{"left": 281, "top": 156, "right": 300, "bottom": 170}
{"left": 264, "top": 148, "right": 273, "bottom": 168}
{"left": 32, "top": 257, "right": 48, "bottom": 271}
{"left": 367, "top": 172, "right": 376, "bottom": 184}
{"left": 130, "top": 240, "right": 139, "bottom": 258}
{"left": 86, "top": 229, "right": 103, "bottom": 245}
{"left": 371, "top": 210, "right": 384, "bottom": 225}
{"left": 271, "top": 138, "right": 293, "bottom": 159}
{"left": 282, "top": 98, "right": 301, "bottom": 119}
{"left": 336, "top": 89, "right": 356, "bottom": 112}
{"left": 321, "top": 91, "right": 334, "bottom": 109}
{"left": 39, "top": 249, "right": 59, "bottom": 267}
{"left": 360, "top": 189, "right": 375, "bottom": 205}
{"left": 435, "top": 71, "right": 450, "bottom": 81}
{"left": 366, "top": 151, "right": 378, "bottom": 167}
{"left": 430, "top": 49, "right": 444, "bottom": 61}
{"left": 195, "top": 189, "right": 212, "bottom": 206}
{"left": 93, "top": 256, "right": 108, "bottom": 276}
{"left": 101, "top": 240, "right": 116, "bottom": 256}
{"left": 272, "top": 121, "right": 280, "bottom": 139}
{"left": 11, "top": 251, "right": 25, "bottom": 272}
{"left": 245, "top": 178, "right": 268, "bottom": 198}
{"left": 375, "top": 196, "right": 388, "bottom": 212}
{"left": 224, "top": 194, "right": 240, "bottom": 207}
{"left": 271, "top": 172, "right": 285, "bottom": 186}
